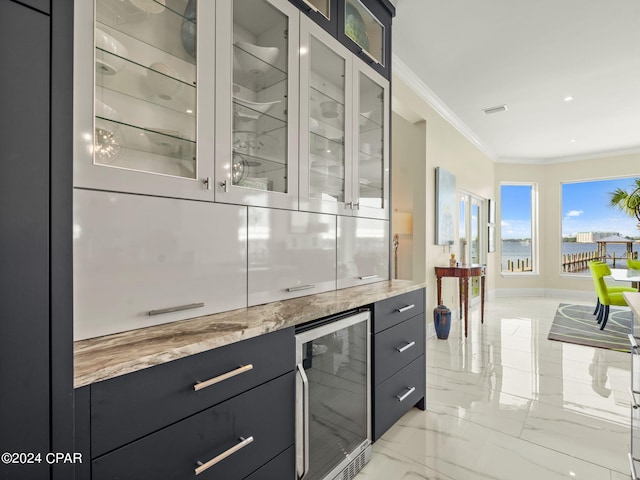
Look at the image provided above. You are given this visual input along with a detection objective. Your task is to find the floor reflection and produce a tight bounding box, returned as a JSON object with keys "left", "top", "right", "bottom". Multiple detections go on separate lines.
{"left": 356, "top": 296, "right": 630, "bottom": 480}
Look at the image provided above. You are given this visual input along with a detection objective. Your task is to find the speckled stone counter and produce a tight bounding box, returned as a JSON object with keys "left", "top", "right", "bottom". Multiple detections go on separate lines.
{"left": 74, "top": 280, "right": 426, "bottom": 388}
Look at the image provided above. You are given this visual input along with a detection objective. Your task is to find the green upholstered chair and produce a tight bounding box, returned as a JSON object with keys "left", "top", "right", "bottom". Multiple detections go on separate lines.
{"left": 589, "top": 261, "right": 632, "bottom": 330}
{"left": 628, "top": 258, "right": 640, "bottom": 270}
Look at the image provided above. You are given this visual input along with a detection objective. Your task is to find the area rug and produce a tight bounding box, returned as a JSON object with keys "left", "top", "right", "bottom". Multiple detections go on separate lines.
{"left": 547, "top": 303, "right": 632, "bottom": 352}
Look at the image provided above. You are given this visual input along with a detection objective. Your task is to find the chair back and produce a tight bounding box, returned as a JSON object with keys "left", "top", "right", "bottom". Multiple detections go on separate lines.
{"left": 590, "top": 261, "right": 613, "bottom": 305}
{"left": 628, "top": 258, "right": 640, "bottom": 270}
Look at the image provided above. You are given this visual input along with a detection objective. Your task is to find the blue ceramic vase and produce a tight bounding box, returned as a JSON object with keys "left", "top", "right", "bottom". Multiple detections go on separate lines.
{"left": 434, "top": 305, "right": 451, "bottom": 339}
{"left": 181, "top": 0, "right": 197, "bottom": 58}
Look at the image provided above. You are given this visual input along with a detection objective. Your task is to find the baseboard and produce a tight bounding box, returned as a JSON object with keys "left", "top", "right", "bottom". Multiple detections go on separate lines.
{"left": 495, "top": 288, "right": 594, "bottom": 300}
{"left": 494, "top": 288, "right": 546, "bottom": 298}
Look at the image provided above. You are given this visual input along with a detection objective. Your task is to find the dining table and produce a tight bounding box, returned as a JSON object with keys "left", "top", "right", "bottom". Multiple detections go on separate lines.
{"left": 608, "top": 268, "right": 640, "bottom": 291}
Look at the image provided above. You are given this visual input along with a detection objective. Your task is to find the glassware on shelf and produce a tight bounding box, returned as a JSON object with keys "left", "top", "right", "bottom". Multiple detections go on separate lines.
{"left": 181, "top": 0, "right": 196, "bottom": 58}
{"left": 345, "top": 0, "right": 384, "bottom": 65}
{"left": 145, "top": 61, "right": 184, "bottom": 100}
{"left": 95, "top": 27, "right": 128, "bottom": 75}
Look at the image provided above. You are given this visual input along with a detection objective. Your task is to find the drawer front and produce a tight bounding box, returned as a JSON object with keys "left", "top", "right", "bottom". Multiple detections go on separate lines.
{"left": 91, "top": 328, "right": 294, "bottom": 458}
{"left": 374, "top": 314, "right": 425, "bottom": 386}
{"left": 373, "top": 289, "right": 425, "bottom": 334}
{"left": 337, "top": 216, "right": 389, "bottom": 289}
{"left": 248, "top": 207, "right": 337, "bottom": 306}
{"left": 93, "top": 372, "right": 295, "bottom": 480}
{"left": 373, "top": 356, "right": 425, "bottom": 441}
{"left": 73, "top": 190, "right": 248, "bottom": 340}
{"left": 244, "top": 445, "right": 295, "bottom": 480}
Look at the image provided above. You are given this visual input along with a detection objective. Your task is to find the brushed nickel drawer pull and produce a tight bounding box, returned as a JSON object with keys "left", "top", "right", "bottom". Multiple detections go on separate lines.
{"left": 301, "top": 0, "right": 320, "bottom": 13}
{"left": 286, "top": 284, "right": 315, "bottom": 292}
{"left": 396, "top": 341, "right": 416, "bottom": 353}
{"left": 396, "top": 386, "right": 416, "bottom": 402}
{"left": 359, "top": 275, "right": 379, "bottom": 280}
{"left": 195, "top": 436, "right": 254, "bottom": 475}
{"left": 397, "top": 304, "right": 415, "bottom": 313}
{"left": 630, "top": 334, "right": 639, "bottom": 351}
{"left": 194, "top": 364, "right": 254, "bottom": 392}
{"left": 148, "top": 302, "right": 204, "bottom": 316}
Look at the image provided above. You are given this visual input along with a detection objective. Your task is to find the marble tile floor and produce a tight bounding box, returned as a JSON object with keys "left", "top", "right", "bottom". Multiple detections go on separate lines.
{"left": 355, "top": 296, "right": 632, "bottom": 480}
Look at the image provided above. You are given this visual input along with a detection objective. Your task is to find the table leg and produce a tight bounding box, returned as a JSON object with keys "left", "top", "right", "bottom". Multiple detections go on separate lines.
{"left": 481, "top": 274, "right": 485, "bottom": 324}
{"left": 463, "top": 276, "right": 469, "bottom": 337}
{"left": 437, "top": 276, "right": 443, "bottom": 305}
{"left": 458, "top": 278, "right": 463, "bottom": 320}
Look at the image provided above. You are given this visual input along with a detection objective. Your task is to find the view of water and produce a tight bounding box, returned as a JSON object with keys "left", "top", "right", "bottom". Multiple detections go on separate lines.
{"left": 501, "top": 241, "right": 640, "bottom": 272}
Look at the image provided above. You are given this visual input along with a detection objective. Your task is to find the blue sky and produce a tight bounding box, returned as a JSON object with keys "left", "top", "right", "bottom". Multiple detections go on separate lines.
{"left": 500, "top": 177, "right": 640, "bottom": 239}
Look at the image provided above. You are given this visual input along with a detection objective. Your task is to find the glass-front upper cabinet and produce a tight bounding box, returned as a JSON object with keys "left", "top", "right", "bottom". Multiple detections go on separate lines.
{"left": 340, "top": 0, "right": 392, "bottom": 79}
{"left": 74, "top": 0, "right": 216, "bottom": 201}
{"left": 351, "top": 60, "right": 389, "bottom": 219}
{"left": 299, "top": 18, "right": 352, "bottom": 215}
{"left": 215, "top": 0, "right": 300, "bottom": 210}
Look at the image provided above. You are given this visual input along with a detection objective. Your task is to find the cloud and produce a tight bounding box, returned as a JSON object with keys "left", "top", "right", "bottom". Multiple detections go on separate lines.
{"left": 565, "top": 210, "right": 584, "bottom": 218}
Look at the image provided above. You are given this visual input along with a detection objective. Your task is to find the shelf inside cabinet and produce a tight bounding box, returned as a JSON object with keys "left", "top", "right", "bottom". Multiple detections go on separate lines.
{"left": 309, "top": 86, "right": 345, "bottom": 133}
{"left": 96, "top": 0, "right": 197, "bottom": 65}
{"left": 231, "top": 152, "right": 287, "bottom": 192}
{"left": 95, "top": 117, "right": 196, "bottom": 178}
{"left": 233, "top": 43, "right": 287, "bottom": 92}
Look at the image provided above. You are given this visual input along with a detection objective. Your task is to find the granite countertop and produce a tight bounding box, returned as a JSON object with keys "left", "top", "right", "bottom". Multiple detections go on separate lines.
{"left": 74, "top": 280, "right": 426, "bottom": 388}
{"left": 625, "top": 291, "right": 640, "bottom": 319}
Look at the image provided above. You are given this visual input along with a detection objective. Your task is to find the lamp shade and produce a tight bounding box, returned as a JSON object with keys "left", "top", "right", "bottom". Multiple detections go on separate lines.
{"left": 394, "top": 211, "right": 413, "bottom": 236}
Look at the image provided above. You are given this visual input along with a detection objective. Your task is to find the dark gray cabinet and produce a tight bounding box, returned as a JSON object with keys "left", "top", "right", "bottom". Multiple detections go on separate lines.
{"left": 82, "top": 328, "right": 296, "bottom": 480}
{"left": 372, "top": 289, "right": 426, "bottom": 440}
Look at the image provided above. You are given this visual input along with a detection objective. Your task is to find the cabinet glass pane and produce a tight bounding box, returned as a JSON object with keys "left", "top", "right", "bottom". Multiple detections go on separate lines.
{"left": 345, "top": 0, "right": 384, "bottom": 65}
{"left": 307, "top": 0, "right": 330, "bottom": 19}
{"left": 358, "top": 72, "right": 384, "bottom": 209}
{"left": 94, "top": 0, "right": 197, "bottom": 178}
{"left": 308, "top": 36, "right": 346, "bottom": 203}
{"left": 232, "top": 0, "right": 289, "bottom": 193}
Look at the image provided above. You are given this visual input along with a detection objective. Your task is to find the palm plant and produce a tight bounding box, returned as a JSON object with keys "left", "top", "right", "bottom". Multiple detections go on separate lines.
{"left": 609, "top": 177, "right": 640, "bottom": 228}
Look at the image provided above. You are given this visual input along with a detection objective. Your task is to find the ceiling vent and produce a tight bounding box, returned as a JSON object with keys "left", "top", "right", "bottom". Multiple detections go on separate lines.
{"left": 482, "top": 105, "right": 508, "bottom": 115}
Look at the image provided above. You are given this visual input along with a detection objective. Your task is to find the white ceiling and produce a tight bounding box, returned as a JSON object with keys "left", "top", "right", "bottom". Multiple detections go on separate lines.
{"left": 391, "top": 0, "right": 640, "bottom": 163}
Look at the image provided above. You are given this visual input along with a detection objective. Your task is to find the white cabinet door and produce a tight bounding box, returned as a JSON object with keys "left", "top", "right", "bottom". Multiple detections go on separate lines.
{"left": 248, "top": 207, "right": 336, "bottom": 306}
{"left": 73, "top": 190, "right": 247, "bottom": 340}
{"left": 74, "top": 0, "right": 215, "bottom": 201}
{"left": 215, "top": 0, "right": 300, "bottom": 210}
{"left": 337, "top": 216, "right": 389, "bottom": 289}
{"left": 350, "top": 60, "right": 389, "bottom": 219}
{"left": 299, "top": 16, "right": 353, "bottom": 215}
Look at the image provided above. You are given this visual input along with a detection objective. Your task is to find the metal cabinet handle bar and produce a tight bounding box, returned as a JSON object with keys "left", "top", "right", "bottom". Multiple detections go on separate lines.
{"left": 396, "top": 386, "right": 416, "bottom": 402}
{"left": 396, "top": 341, "right": 416, "bottom": 353}
{"left": 360, "top": 48, "right": 382, "bottom": 66}
{"left": 194, "top": 364, "right": 254, "bottom": 392}
{"left": 148, "top": 302, "right": 204, "bottom": 316}
{"left": 397, "top": 304, "right": 415, "bottom": 313}
{"left": 359, "top": 275, "right": 379, "bottom": 280}
{"left": 194, "top": 436, "right": 254, "bottom": 475}
{"left": 630, "top": 387, "right": 640, "bottom": 409}
{"left": 300, "top": 0, "right": 320, "bottom": 13}
{"left": 286, "top": 285, "right": 315, "bottom": 292}
{"left": 630, "top": 334, "right": 639, "bottom": 350}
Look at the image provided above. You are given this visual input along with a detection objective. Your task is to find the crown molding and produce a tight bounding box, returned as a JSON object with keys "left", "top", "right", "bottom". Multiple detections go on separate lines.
{"left": 496, "top": 146, "right": 640, "bottom": 165}
{"left": 392, "top": 53, "right": 497, "bottom": 161}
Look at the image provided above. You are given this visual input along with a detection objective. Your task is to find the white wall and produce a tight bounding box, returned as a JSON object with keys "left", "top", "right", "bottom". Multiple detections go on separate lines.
{"left": 392, "top": 75, "right": 496, "bottom": 313}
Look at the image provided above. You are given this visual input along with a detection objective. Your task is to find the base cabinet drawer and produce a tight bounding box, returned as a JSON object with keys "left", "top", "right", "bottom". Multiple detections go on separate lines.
{"left": 373, "top": 314, "right": 425, "bottom": 386}
{"left": 92, "top": 371, "right": 295, "bottom": 480}
{"left": 91, "top": 328, "right": 294, "bottom": 458}
{"left": 373, "top": 289, "right": 425, "bottom": 334}
{"left": 244, "top": 445, "right": 295, "bottom": 480}
{"left": 373, "top": 355, "right": 425, "bottom": 441}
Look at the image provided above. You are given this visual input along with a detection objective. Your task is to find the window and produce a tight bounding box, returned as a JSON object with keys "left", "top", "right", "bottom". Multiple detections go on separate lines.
{"left": 561, "top": 177, "right": 640, "bottom": 275}
{"left": 500, "top": 183, "right": 538, "bottom": 274}
{"left": 459, "top": 191, "right": 485, "bottom": 297}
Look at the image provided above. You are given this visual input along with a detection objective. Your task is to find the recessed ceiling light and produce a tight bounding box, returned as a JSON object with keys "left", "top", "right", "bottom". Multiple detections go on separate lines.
{"left": 564, "top": 96, "right": 574, "bottom": 102}
{"left": 570, "top": 138, "right": 576, "bottom": 143}
{"left": 482, "top": 105, "right": 508, "bottom": 115}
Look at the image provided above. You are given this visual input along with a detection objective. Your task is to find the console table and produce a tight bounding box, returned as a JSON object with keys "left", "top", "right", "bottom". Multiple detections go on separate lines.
{"left": 434, "top": 265, "right": 486, "bottom": 337}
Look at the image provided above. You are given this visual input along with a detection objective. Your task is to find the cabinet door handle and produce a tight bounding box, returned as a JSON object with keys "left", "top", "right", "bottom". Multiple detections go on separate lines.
{"left": 630, "top": 334, "right": 639, "bottom": 351}
{"left": 194, "top": 364, "right": 254, "bottom": 392}
{"left": 360, "top": 48, "right": 381, "bottom": 66}
{"left": 220, "top": 180, "right": 229, "bottom": 192}
{"left": 286, "top": 284, "right": 315, "bottom": 292}
{"left": 630, "top": 388, "right": 640, "bottom": 409}
{"left": 396, "top": 386, "right": 416, "bottom": 402}
{"left": 629, "top": 453, "right": 640, "bottom": 479}
{"left": 300, "top": 0, "right": 320, "bottom": 13}
{"left": 397, "top": 304, "right": 415, "bottom": 313}
{"left": 296, "top": 364, "right": 310, "bottom": 479}
{"left": 148, "top": 302, "right": 204, "bottom": 316}
{"left": 203, "top": 177, "right": 212, "bottom": 190}
{"left": 359, "top": 275, "right": 378, "bottom": 280}
{"left": 396, "top": 341, "right": 416, "bottom": 353}
{"left": 194, "top": 436, "right": 254, "bottom": 475}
